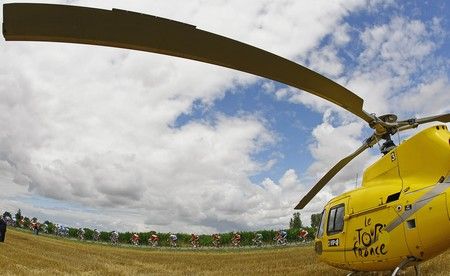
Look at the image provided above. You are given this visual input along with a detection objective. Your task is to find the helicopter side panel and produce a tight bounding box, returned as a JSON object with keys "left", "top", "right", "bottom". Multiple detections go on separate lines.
{"left": 344, "top": 204, "right": 409, "bottom": 271}
{"left": 347, "top": 185, "right": 401, "bottom": 214}
{"left": 415, "top": 193, "right": 450, "bottom": 260}
{"left": 388, "top": 179, "right": 450, "bottom": 261}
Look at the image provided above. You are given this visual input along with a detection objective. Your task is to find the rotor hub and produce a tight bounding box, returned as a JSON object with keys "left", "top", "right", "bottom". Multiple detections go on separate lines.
{"left": 379, "top": 114, "right": 398, "bottom": 123}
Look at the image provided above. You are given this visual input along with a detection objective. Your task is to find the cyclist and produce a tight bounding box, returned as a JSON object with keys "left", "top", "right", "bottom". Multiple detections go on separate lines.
{"left": 298, "top": 228, "right": 308, "bottom": 242}
{"left": 212, "top": 233, "right": 221, "bottom": 247}
{"left": 231, "top": 232, "right": 241, "bottom": 247}
{"left": 110, "top": 231, "right": 119, "bottom": 245}
{"left": 77, "top": 228, "right": 85, "bottom": 240}
{"left": 148, "top": 233, "right": 159, "bottom": 247}
{"left": 252, "top": 233, "right": 263, "bottom": 247}
{"left": 169, "top": 233, "right": 178, "bottom": 247}
{"left": 131, "top": 233, "right": 140, "bottom": 245}
{"left": 190, "top": 233, "right": 200, "bottom": 248}
{"left": 93, "top": 229, "right": 100, "bottom": 241}
{"left": 278, "top": 229, "right": 287, "bottom": 245}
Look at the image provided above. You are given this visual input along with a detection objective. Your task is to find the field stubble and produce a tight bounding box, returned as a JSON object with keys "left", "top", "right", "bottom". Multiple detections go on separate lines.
{"left": 0, "top": 229, "right": 449, "bottom": 275}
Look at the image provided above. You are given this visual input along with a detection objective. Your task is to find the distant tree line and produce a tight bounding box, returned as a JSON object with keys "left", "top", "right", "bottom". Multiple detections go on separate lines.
{"left": 4, "top": 209, "right": 321, "bottom": 246}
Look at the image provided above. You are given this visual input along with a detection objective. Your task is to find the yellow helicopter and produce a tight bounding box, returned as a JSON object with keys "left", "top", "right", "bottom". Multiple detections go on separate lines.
{"left": 3, "top": 3, "right": 449, "bottom": 275}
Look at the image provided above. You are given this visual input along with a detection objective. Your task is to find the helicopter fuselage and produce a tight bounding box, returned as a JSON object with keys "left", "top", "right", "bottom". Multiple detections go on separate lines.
{"left": 314, "top": 125, "right": 450, "bottom": 272}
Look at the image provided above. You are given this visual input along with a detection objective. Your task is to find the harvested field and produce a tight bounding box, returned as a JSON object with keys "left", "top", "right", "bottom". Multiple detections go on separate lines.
{"left": 0, "top": 228, "right": 448, "bottom": 275}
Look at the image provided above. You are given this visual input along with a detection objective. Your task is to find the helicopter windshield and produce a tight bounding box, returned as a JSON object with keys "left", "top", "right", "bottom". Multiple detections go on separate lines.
{"left": 317, "top": 210, "right": 326, "bottom": 238}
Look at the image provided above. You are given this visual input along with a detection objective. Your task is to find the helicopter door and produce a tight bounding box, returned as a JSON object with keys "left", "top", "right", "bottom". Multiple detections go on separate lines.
{"left": 323, "top": 198, "right": 348, "bottom": 265}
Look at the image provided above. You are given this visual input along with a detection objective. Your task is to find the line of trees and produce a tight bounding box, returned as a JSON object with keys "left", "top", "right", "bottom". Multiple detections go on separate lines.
{"left": 5, "top": 209, "right": 321, "bottom": 246}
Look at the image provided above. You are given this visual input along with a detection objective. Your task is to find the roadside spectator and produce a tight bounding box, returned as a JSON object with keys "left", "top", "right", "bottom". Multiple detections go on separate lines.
{"left": 0, "top": 215, "right": 7, "bottom": 242}
{"left": 31, "top": 219, "right": 40, "bottom": 235}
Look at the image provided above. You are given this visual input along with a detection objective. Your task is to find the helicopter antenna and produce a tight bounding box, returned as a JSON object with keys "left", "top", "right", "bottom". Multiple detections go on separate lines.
{"left": 374, "top": 136, "right": 381, "bottom": 150}
{"left": 354, "top": 173, "right": 358, "bottom": 189}
{"left": 396, "top": 131, "right": 401, "bottom": 145}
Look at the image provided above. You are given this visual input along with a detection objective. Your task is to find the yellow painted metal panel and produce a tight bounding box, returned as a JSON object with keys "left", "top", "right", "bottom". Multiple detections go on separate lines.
{"left": 362, "top": 149, "right": 402, "bottom": 188}
{"left": 397, "top": 126, "right": 450, "bottom": 189}
{"left": 415, "top": 194, "right": 450, "bottom": 260}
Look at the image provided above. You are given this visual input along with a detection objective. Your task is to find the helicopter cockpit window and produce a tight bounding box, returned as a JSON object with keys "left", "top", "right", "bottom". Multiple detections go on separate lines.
{"left": 317, "top": 210, "right": 326, "bottom": 238}
{"left": 327, "top": 204, "right": 345, "bottom": 235}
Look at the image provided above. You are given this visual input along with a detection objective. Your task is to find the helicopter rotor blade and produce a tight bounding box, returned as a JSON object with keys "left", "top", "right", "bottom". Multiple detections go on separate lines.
{"left": 413, "top": 113, "right": 450, "bottom": 125}
{"left": 294, "top": 135, "right": 377, "bottom": 210}
{"left": 2, "top": 3, "right": 374, "bottom": 123}
{"left": 396, "top": 113, "right": 450, "bottom": 132}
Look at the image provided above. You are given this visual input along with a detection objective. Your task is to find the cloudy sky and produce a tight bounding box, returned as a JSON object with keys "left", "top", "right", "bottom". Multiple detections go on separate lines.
{"left": 1, "top": 0, "right": 449, "bottom": 233}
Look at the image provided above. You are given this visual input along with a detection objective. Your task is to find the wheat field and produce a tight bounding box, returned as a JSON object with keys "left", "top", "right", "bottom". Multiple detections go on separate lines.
{"left": 0, "top": 228, "right": 449, "bottom": 275}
